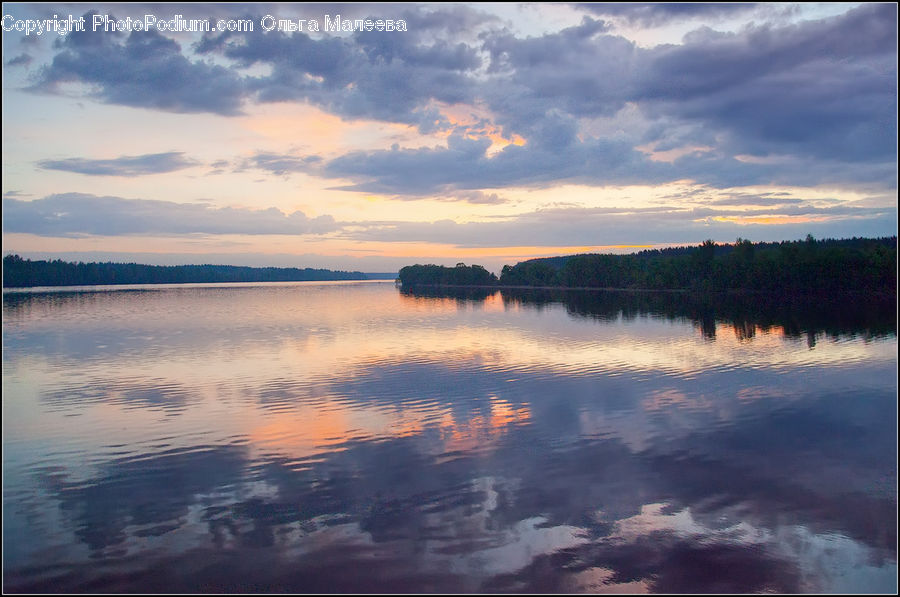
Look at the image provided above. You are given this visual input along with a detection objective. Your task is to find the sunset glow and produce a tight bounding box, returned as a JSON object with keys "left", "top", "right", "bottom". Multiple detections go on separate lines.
{"left": 1, "top": 3, "right": 896, "bottom": 272}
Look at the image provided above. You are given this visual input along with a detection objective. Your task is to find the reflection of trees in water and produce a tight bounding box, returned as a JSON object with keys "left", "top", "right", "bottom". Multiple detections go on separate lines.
{"left": 401, "top": 287, "right": 897, "bottom": 341}
{"left": 2, "top": 288, "right": 160, "bottom": 319}
{"left": 400, "top": 286, "right": 498, "bottom": 305}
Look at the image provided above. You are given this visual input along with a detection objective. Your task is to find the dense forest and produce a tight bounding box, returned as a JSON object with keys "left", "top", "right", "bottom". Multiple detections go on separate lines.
{"left": 399, "top": 236, "right": 897, "bottom": 293}
{"left": 2, "top": 255, "right": 368, "bottom": 287}
{"left": 397, "top": 263, "right": 499, "bottom": 286}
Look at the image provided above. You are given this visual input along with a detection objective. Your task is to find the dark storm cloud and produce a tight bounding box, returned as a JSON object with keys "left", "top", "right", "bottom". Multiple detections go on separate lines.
{"left": 38, "top": 152, "right": 198, "bottom": 176}
{"left": 34, "top": 12, "right": 245, "bottom": 115}
{"left": 2, "top": 193, "right": 337, "bottom": 236}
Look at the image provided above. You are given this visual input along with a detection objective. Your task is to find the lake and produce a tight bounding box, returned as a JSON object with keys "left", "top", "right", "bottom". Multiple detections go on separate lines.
{"left": 2, "top": 281, "right": 896, "bottom": 593}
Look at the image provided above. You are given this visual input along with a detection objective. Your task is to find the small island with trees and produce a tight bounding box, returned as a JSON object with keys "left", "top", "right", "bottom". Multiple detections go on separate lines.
{"left": 398, "top": 236, "right": 897, "bottom": 294}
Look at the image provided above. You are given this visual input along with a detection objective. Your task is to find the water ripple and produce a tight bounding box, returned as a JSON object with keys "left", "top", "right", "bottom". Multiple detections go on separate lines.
{"left": 3, "top": 283, "right": 895, "bottom": 593}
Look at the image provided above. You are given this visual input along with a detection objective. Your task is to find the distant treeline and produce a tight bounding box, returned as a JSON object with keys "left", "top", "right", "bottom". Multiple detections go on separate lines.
{"left": 2, "top": 255, "right": 368, "bottom": 287}
{"left": 399, "top": 236, "right": 897, "bottom": 293}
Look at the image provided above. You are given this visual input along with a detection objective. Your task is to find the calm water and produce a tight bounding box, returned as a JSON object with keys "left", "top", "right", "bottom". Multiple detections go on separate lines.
{"left": 2, "top": 281, "right": 896, "bottom": 593}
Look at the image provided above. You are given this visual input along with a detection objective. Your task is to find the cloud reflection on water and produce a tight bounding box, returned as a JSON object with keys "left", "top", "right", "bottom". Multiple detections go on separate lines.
{"left": 2, "top": 282, "right": 896, "bottom": 592}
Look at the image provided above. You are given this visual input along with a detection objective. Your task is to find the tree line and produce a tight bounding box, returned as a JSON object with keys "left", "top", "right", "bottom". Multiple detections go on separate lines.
{"left": 397, "top": 263, "right": 499, "bottom": 286}
{"left": 2, "top": 255, "right": 368, "bottom": 287}
{"left": 399, "top": 236, "right": 897, "bottom": 293}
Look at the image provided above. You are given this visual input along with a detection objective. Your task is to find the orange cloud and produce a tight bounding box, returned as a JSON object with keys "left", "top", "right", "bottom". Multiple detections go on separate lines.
{"left": 707, "top": 215, "right": 830, "bottom": 225}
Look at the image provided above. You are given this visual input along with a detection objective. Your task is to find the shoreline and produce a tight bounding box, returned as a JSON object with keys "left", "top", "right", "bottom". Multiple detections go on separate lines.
{"left": 399, "top": 284, "right": 897, "bottom": 297}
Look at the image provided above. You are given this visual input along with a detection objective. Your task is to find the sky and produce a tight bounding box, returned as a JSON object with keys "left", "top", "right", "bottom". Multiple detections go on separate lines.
{"left": 1, "top": 2, "right": 897, "bottom": 273}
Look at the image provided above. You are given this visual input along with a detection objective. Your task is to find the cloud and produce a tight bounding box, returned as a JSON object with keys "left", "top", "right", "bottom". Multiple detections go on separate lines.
{"left": 708, "top": 194, "right": 806, "bottom": 207}
{"left": 319, "top": 5, "right": 895, "bottom": 194}
{"left": 5, "top": 53, "right": 32, "bottom": 67}
{"left": 577, "top": 3, "right": 760, "bottom": 26}
{"left": 633, "top": 3, "right": 898, "bottom": 162}
{"left": 485, "top": 5, "right": 895, "bottom": 160}
{"left": 323, "top": 130, "right": 675, "bottom": 195}
{"left": 243, "top": 152, "right": 324, "bottom": 176}
{"left": 343, "top": 202, "right": 897, "bottom": 248}
{"left": 193, "top": 4, "right": 491, "bottom": 125}
{"left": 37, "top": 152, "right": 198, "bottom": 176}
{"left": 239, "top": 150, "right": 512, "bottom": 203}
{"left": 23, "top": 5, "right": 490, "bottom": 129}
{"left": 442, "top": 190, "right": 507, "bottom": 205}
{"left": 34, "top": 12, "right": 245, "bottom": 115}
{"left": 16, "top": 4, "right": 898, "bottom": 193}
{"left": 2, "top": 193, "right": 338, "bottom": 237}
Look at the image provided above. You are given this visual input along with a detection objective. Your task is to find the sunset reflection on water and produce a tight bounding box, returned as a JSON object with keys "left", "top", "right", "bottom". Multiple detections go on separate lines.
{"left": 3, "top": 281, "right": 896, "bottom": 593}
